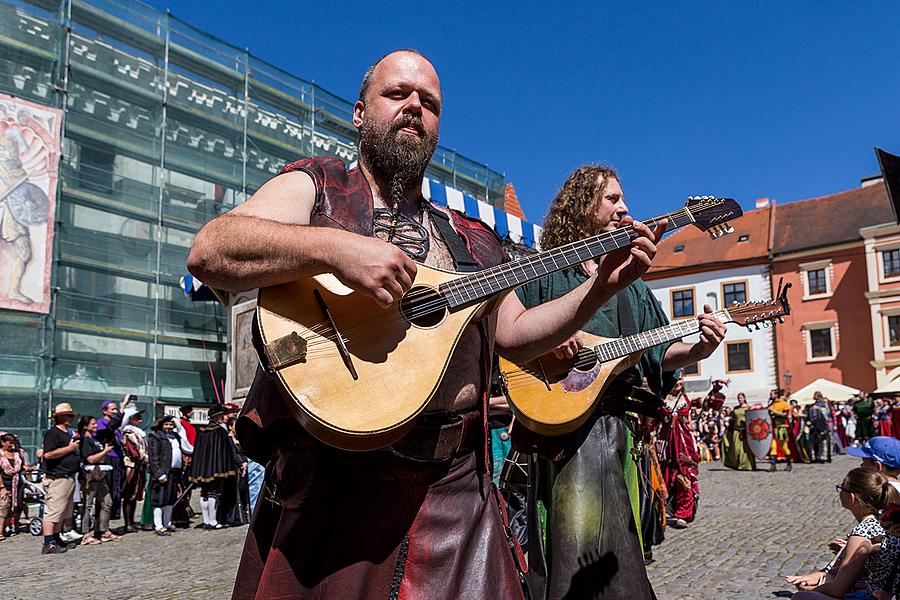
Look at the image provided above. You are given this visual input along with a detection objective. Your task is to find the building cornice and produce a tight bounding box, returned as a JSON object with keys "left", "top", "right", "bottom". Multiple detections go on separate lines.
{"left": 860, "top": 222, "right": 900, "bottom": 239}
{"left": 870, "top": 358, "right": 900, "bottom": 369}
{"left": 866, "top": 289, "right": 900, "bottom": 301}
{"left": 771, "top": 240, "right": 863, "bottom": 262}
{"left": 644, "top": 257, "right": 768, "bottom": 281}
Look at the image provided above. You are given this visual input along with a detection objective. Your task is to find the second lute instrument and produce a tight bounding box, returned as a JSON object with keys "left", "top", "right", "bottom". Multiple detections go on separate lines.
{"left": 254, "top": 196, "right": 742, "bottom": 451}
{"left": 499, "top": 283, "right": 792, "bottom": 436}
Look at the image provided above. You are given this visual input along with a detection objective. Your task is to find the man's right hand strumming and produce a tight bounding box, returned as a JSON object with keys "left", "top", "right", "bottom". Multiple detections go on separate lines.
{"left": 329, "top": 235, "right": 417, "bottom": 307}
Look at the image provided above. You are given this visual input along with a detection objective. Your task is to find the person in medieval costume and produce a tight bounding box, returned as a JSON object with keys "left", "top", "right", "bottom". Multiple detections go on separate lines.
{"left": 875, "top": 399, "right": 893, "bottom": 437}
{"left": 659, "top": 382, "right": 701, "bottom": 529}
{"left": 514, "top": 167, "right": 726, "bottom": 600}
{"left": 721, "top": 392, "right": 756, "bottom": 471}
{"left": 188, "top": 405, "right": 240, "bottom": 530}
{"left": 188, "top": 50, "right": 668, "bottom": 600}
{"left": 118, "top": 407, "right": 148, "bottom": 533}
{"left": 788, "top": 398, "right": 811, "bottom": 463}
{"left": 147, "top": 416, "right": 183, "bottom": 536}
{"left": 0, "top": 126, "right": 49, "bottom": 305}
{"left": 170, "top": 408, "right": 194, "bottom": 529}
{"left": 223, "top": 413, "right": 249, "bottom": 526}
{"left": 854, "top": 394, "right": 876, "bottom": 443}
{"left": 890, "top": 397, "right": 900, "bottom": 440}
{"left": 636, "top": 412, "right": 667, "bottom": 562}
{"left": 768, "top": 389, "right": 793, "bottom": 471}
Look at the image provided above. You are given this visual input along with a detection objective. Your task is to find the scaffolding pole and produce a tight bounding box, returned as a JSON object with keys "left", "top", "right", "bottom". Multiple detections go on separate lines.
{"left": 150, "top": 12, "right": 171, "bottom": 424}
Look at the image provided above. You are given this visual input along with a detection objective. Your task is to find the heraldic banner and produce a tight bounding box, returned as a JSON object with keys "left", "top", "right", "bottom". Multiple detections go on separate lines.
{"left": 0, "top": 93, "right": 62, "bottom": 314}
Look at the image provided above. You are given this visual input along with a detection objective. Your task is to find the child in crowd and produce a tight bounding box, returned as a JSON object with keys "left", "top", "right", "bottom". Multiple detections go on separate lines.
{"left": 869, "top": 487, "right": 900, "bottom": 600}
{"left": 787, "top": 468, "right": 894, "bottom": 600}
{"left": 846, "top": 437, "right": 900, "bottom": 489}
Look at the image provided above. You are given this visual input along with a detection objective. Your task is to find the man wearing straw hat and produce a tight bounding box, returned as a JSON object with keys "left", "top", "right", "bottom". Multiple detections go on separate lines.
{"left": 40, "top": 402, "right": 81, "bottom": 554}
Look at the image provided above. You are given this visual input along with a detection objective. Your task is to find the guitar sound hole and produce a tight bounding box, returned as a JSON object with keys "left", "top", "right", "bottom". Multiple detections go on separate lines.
{"left": 400, "top": 285, "right": 448, "bottom": 328}
{"left": 572, "top": 350, "right": 598, "bottom": 373}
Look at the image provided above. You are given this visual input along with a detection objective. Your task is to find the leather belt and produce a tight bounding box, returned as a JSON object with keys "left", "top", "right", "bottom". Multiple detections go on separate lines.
{"left": 389, "top": 409, "right": 482, "bottom": 463}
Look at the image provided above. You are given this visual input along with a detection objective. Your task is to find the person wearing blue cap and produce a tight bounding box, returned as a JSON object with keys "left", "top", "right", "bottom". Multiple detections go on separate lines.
{"left": 846, "top": 436, "right": 900, "bottom": 482}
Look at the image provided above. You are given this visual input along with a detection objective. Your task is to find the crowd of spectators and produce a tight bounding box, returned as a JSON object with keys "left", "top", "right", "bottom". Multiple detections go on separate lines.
{"left": 660, "top": 384, "right": 900, "bottom": 597}
{"left": 0, "top": 397, "right": 263, "bottom": 555}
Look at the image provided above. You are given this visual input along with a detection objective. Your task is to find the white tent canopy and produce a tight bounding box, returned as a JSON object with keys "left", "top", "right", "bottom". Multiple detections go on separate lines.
{"left": 791, "top": 378, "right": 860, "bottom": 404}
{"left": 874, "top": 376, "right": 900, "bottom": 394}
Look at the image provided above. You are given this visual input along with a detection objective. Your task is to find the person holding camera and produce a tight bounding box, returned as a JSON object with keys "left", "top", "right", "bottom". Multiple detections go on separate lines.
{"left": 40, "top": 403, "right": 81, "bottom": 554}
{"left": 148, "top": 416, "right": 183, "bottom": 536}
{"left": 77, "top": 415, "right": 119, "bottom": 544}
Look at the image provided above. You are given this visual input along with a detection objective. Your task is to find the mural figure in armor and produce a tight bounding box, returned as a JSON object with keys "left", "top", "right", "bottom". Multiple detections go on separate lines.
{"left": 0, "top": 93, "right": 61, "bottom": 314}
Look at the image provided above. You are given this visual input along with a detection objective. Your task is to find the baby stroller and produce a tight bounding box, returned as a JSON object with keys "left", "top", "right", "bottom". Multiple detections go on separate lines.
{"left": 21, "top": 470, "right": 46, "bottom": 536}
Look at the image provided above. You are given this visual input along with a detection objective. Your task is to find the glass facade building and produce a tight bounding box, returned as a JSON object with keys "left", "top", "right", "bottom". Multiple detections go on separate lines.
{"left": 0, "top": 0, "right": 507, "bottom": 452}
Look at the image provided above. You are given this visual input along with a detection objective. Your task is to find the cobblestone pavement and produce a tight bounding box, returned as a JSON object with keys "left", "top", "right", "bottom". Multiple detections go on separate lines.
{"left": 3, "top": 495, "right": 246, "bottom": 600}
{"left": 647, "top": 454, "right": 857, "bottom": 599}
{"left": 2, "top": 455, "right": 858, "bottom": 599}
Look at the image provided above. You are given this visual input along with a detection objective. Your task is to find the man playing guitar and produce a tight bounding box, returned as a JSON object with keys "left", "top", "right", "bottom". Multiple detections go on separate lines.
{"left": 188, "top": 50, "right": 665, "bottom": 599}
{"left": 515, "top": 165, "right": 727, "bottom": 600}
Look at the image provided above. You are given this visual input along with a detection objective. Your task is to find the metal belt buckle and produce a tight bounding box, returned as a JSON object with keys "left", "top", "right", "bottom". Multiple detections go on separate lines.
{"left": 388, "top": 411, "right": 465, "bottom": 463}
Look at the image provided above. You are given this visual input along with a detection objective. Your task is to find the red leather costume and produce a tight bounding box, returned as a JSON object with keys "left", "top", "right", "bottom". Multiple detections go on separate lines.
{"left": 233, "top": 157, "right": 525, "bottom": 600}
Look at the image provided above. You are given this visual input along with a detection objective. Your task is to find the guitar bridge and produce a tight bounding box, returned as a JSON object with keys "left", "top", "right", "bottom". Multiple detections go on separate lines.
{"left": 265, "top": 331, "right": 308, "bottom": 370}
{"left": 535, "top": 358, "right": 552, "bottom": 391}
{"left": 314, "top": 288, "right": 358, "bottom": 380}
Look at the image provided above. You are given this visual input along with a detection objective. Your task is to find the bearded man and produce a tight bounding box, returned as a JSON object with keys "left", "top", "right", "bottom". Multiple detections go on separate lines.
{"left": 189, "top": 50, "right": 665, "bottom": 600}
{"left": 515, "top": 165, "right": 727, "bottom": 600}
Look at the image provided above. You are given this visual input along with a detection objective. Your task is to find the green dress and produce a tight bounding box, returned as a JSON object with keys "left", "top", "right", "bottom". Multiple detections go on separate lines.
{"left": 721, "top": 405, "right": 756, "bottom": 471}
{"left": 516, "top": 271, "right": 678, "bottom": 600}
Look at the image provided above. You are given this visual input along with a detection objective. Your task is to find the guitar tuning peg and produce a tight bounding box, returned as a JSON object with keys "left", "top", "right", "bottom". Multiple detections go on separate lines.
{"left": 778, "top": 317, "right": 784, "bottom": 324}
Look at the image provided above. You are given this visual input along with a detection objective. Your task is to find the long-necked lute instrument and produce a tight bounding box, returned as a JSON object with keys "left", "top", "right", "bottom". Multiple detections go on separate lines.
{"left": 254, "top": 196, "right": 742, "bottom": 450}
{"left": 499, "top": 282, "right": 792, "bottom": 436}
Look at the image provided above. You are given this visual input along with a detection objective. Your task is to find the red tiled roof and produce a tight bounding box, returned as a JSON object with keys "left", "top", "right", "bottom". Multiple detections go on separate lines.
{"left": 504, "top": 183, "right": 526, "bottom": 221}
{"left": 647, "top": 204, "right": 772, "bottom": 276}
{"left": 770, "top": 182, "right": 892, "bottom": 255}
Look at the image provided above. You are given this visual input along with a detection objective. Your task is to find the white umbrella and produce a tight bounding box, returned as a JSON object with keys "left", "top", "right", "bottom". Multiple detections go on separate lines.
{"left": 874, "top": 376, "right": 900, "bottom": 394}
{"left": 790, "top": 378, "right": 860, "bottom": 404}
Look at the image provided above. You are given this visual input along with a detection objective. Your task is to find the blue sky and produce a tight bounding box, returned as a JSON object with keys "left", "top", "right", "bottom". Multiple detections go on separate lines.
{"left": 146, "top": 0, "right": 899, "bottom": 224}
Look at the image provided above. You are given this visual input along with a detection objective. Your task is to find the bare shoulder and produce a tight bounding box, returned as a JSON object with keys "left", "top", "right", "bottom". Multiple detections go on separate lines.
{"left": 229, "top": 170, "right": 316, "bottom": 225}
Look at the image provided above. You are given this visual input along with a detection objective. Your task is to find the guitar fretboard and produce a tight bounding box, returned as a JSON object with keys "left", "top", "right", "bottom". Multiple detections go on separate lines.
{"left": 438, "top": 208, "right": 698, "bottom": 309}
{"left": 592, "top": 309, "right": 731, "bottom": 364}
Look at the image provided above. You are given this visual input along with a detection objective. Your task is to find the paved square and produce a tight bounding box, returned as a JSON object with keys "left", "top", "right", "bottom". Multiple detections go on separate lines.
{"left": 2, "top": 455, "right": 857, "bottom": 599}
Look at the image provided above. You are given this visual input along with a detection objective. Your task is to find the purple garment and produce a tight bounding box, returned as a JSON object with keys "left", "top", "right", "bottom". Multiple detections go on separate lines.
{"left": 96, "top": 416, "right": 123, "bottom": 459}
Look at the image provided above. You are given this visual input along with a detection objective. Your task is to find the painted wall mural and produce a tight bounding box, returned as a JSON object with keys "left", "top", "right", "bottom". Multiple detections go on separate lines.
{"left": 0, "top": 93, "right": 62, "bottom": 314}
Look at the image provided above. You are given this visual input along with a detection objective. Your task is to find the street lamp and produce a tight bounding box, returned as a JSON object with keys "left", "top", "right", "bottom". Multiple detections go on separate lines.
{"left": 783, "top": 370, "right": 793, "bottom": 395}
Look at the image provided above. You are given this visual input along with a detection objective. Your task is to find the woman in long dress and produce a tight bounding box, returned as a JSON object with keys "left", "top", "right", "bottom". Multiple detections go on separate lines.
{"left": 721, "top": 393, "right": 756, "bottom": 471}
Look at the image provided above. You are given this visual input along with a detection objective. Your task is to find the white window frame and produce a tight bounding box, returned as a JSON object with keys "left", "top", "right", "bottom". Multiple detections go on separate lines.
{"left": 724, "top": 340, "right": 753, "bottom": 374}
{"left": 670, "top": 286, "right": 696, "bottom": 320}
{"left": 800, "top": 259, "right": 833, "bottom": 300}
{"left": 877, "top": 242, "right": 900, "bottom": 284}
{"left": 802, "top": 320, "right": 837, "bottom": 362}
{"left": 881, "top": 307, "right": 900, "bottom": 351}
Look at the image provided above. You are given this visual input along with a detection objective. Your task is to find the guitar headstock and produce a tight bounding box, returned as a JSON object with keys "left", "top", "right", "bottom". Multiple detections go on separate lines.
{"left": 720, "top": 282, "right": 792, "bottom": 331}
{"left": 686, "top": 196, "right": 743, "bottom": 239}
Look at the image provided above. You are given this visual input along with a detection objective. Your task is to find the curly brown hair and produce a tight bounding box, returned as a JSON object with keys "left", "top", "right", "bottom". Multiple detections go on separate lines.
{"left": 540, "top": 164, "right": 619, "bottom": 250}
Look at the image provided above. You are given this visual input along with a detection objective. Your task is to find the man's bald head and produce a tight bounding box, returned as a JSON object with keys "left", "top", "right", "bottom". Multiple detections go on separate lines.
{"left": 358, "top": 49, "right": 440, "bottom": 104}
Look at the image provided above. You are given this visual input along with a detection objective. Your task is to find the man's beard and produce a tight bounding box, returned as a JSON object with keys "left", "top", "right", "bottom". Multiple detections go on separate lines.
{"left": 359, "top": 113, "right": 438, "bottom": 201}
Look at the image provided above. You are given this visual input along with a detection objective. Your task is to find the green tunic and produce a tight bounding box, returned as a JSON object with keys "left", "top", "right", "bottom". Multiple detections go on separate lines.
{"left": 720, "top": 405, "right": 756, "bottom": 471}
{"left": 516, "top": 271, "right": 678, "bottom": 600}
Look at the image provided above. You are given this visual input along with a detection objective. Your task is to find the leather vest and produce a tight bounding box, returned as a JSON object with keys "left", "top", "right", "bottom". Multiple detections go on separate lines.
{"left": 280, "top": 156, "right": 507, "bottom": 269}
{"left": 237, "top": 157, "right": 507, "bottom": 463}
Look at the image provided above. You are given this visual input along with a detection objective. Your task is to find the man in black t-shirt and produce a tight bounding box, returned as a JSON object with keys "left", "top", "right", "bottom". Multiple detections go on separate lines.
{"left": 40, "top": 402, "right": 80, "bottom": 554}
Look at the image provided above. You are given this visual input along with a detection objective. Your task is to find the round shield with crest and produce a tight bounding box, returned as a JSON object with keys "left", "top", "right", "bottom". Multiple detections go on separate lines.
{"left": 5, "top": 181, "right": 49, "bottom": 225}
{"left": 745, "top": 408, "right": 774, "bottom": 460}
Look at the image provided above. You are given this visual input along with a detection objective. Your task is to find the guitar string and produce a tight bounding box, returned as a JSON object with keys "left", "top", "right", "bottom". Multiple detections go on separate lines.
{"left": 307, "top": 206, "right": 692, "bottom": 335}
{"left": 300, "top": 301, "right": 773, "bottom": 359}
{"left": 499, "top": 308, "right": 774, "bottom": 385}
{"left": 280, "top": 210, "right": 697, "bottom": 349}
{"left": 280, "top": 205, "right": 747, "bottom": 353}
